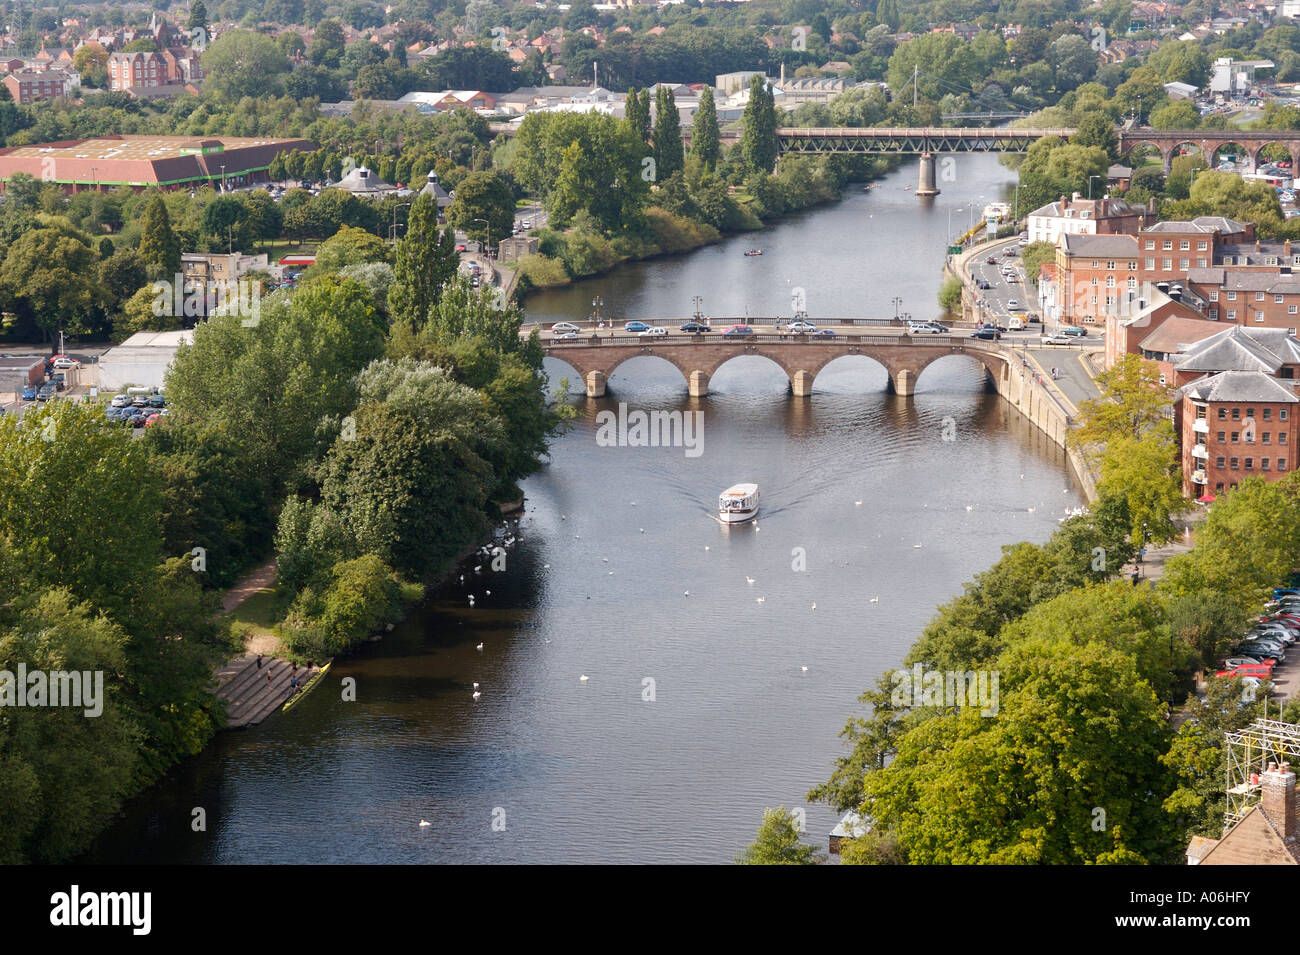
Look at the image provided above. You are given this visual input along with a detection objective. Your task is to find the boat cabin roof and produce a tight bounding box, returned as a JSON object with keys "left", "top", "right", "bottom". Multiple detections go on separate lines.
{"left": 722, "top": 483, "right": 758, "bottom": 497}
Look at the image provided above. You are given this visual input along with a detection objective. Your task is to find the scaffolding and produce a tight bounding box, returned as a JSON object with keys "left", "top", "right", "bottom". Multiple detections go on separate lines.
{"left": 1223, "top": 719, "right": 1300, "bottom": 830}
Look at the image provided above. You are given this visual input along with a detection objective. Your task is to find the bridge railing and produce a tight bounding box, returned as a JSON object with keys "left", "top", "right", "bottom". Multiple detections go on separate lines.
{"left": 541, "top": 332, "right": 1031, "bottom": 348}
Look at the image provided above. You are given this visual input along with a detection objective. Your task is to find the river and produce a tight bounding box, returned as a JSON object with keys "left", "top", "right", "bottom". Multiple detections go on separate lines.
{"left": 88, "top": 154, "right": 1086, "bottom": 864}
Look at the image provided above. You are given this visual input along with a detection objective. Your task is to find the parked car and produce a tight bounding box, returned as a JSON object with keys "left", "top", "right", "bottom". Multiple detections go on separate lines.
{"left": 51, "top": 356, "right": 80, "bottom": 369}
{"left": 680, "top": 321, "right": 712, "bottom": 333}
{"left": 625, "top": 321, "right": 653, "bottom": 333}
{"left": 110, "top": 394, "right": 133, "bottom": 408}
{"left": 20, "top": 385, "right": 36, "bottom": 402}
{"left": 812, "top": 329, "right": 837, "bottom": 338}
{"left": 971, "top": 327, "right": 1002, "bottom": 340}
{"left": 1217, "top": 663, "right": 1276, "bottom": 679}
{"left": 907, "top": 321, "right": 944, "bottom": 334}
{"left": 787, "top": 321, "right": 817, "bottom": 333}
{"left": 147, "top": 395, "right": 166, "bottom": 409}
{"left": 723, "top": 325, "right": 755, "bottom": 338}
{"left": 36, "top": 383, "right": 55, "bottom": 401}
{"left": 638, "top": 326, "right": 668, "bottom": 337}
{"left": 1223, "top": 657, "right": 1274, "bottom": 670}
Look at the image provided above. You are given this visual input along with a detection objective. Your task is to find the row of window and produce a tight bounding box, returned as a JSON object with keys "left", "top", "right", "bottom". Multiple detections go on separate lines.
{"left": 1145, "top": 239, "right": 1209, "bottom": 252}
{"left": 1209, "top": 290, "right": 1300, "bottom": 303}
{"left": 1217, "top": 407, "right": 1288, "bottom": 420}
{"left": 1213, "top": 431, "right": 1287, "bottom": 443}
{"left": 1214, "top": 457, "right": 1287, "bottom": 471}
{"left": 1087, "top": 260, "right": 1138, "bottom": 270}
{"left": 1148, "top": 257, "right": 1207, "bottom": 270}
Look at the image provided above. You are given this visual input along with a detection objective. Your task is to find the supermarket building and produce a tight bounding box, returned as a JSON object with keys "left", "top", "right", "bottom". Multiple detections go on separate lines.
{"left": 0, "top": 135, "right": 314, "bottom": 193}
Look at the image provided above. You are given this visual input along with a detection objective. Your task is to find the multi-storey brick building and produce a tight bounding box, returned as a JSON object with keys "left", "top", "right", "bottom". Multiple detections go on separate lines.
{"left": 1054, "top": 233, "right": 1141, "bottom": 324}
{"left": 1104, "top": 282, "right": 1209, "bottom": 370}
{"left": 1177, "top": 370, "right": 1299, "bottom": 498}
{"left": 1185, "top": 267, "right": 1300, "bottom": 331}
{"left": 3, "top": 68, "right": 78, "bottom": 104}
{"left": 1169, "top": 325, "right": 1300, "bottom": 389}
{"left": 108, "top": 47, "right": 203, "bottom": 93}
{"left": 1137, "top": 217, "right": 1253, "bottom": 286}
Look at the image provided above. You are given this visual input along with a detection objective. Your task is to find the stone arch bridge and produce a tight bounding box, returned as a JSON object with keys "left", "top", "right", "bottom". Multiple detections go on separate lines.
{"left": 540, "top": 333, "right": 1012, "bottom": 398}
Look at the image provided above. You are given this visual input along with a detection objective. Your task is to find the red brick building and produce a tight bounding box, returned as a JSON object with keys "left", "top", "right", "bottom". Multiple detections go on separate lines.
{"left": 1138, "top": 217, "right": 1253, "bottom": 286}
{"left": 1185, "top": 267, "right": 1300, "bottom": 332}
{"left": 3, "top": 68, "right": 77, "bottom": 104}
{"left": 1177, "top": 370, "right": 1300, "bottom": 498}
{"left": 1103, "top": 283, "right": 1209, "bottom": 371}
{"left": 1055, "top": 233, "right": 1140, "bottom": 324}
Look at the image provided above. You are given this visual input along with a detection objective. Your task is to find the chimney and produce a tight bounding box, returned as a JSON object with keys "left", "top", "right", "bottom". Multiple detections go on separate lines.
{"left": 1261, "top": 761, "right": 1297, "bottom": 842}
{"left": 1287, "top": 239, "right": 1293, "bottom": 258}
{"left": 1257, "top": 239, "right": 1262, "bottom": 253}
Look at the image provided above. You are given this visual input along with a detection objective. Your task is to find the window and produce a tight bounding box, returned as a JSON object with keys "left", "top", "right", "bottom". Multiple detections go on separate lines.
{"left": 1145, "top": 239, "right": 1155, "bottom": 250}
{"left": 1146, "top": 256, "right": 1155, "bottom": 269}
{"left": 1257, "top": 292, "right": 1267, "bottom": 302}
{"left": 1283, "top": 409, "right": 1290, "bottom": 420}
{"left": 1265, "top": 432, "right": 1272, "bottom": 443}
{"left": 1217, "top": 456, "right": 1226, "bottom": 468}
{"left": 1106, "top": 276, "right": 1116, "bottom": 288}
{"left": 1180, "top": 240, "right": 1190, "bottom": 251}
{"left": 1128, "top": 261, "right": 1137, "bottom": 270}
{"left": 1265, "top": 408, "right": 1273, "bottom": 420}
{"left": 1163, "top": 240, "right": 1173, "bottom": 251}
{"left": 1228, "top": 291, "right": 1238, "bottom": 301}
{"left": 1282, "top": 460, "right": 1289, "bottom": 471}
{"left": 1106, "top": 261, "right": 1115, "bottom": 270}
{"left": 1290, "top": 306, "right": 1298, "bottom": 315}
{"left": 1233, "top": 408, "right": 1241, "bottom": 419}
{"left": 1218, "top": 408, "right": 1227, "bottom": 419}
{"left": 1264, "top": 458, "right": 1271, "bottom": 470}
{"left": 1181, "top": 258, "right": 1190, "bottom": 270}
{"left": 1257, "top": 311, "right": 1266, "bottom": 323}
{"left": 1216, "top": 482, "right": 1225, "bottom": 491}
{"left": 1092, "top": 260, "right": 1099, "bottom": 268}
{"left": 1198, "top": 241, "right": 1208, "bottom": 251}
{"left": 1198, "top": 257, "right": 1207, "bottom": 267}
{"left": 1247, "top": 458, "right": 1254, "bottom": 470}
{"left": 1231, "top": 457, "right": 1239, "bottom": 468}
{"left": 1210, "top": 291, "right": 1219, "bottom": 301}
{"left": 1163, "top": 257, "right": 1172, "bottom": 270}
{"left": 1278, "top": 295, "right": 1286, "bottom": 304}
{"left": 1218, "top": 431, "right": 1226, "bottom": 442}
{"left": 1128, "top": 277, "right": 1137, "bottom": 289}
{"left": 1248, "top": 408, "right": 1255, "bottom": 418}
{"left": 1228, "top": 310, "right": 1237, "bottom": 321}
{"left": 1232, "top": 431, "right": 1239, "bottom": 442}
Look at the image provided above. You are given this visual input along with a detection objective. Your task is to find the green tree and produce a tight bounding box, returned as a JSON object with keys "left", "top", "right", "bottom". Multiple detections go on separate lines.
{"left": 1021, "top": 240, "right": 1056, "bottom": 287}
{"left": 735, "top": 807, "right": 824, "bottom": 865}
{"left": 653, "top": 85, "right": 684, "bottom": 180}
{"left": 1070, "top": 113, "right": 1119, "bottom": 162}
{"left": 389, "top": 192, "right": 458, "bottom": 328}
{"left": 201, "top": 30, "right": 289, "bottom": 99}
{"left": 314, "top": 224, "right": 392, "bottom": 272}
{"left": 309, "top": 18, "right": 346, "bottom": 68}
{"left": 0, "top": 228, "right": 102, "bottom": 339}
{"left": 625, "top": 86, "right": 651, "bottom": 145}
{"left": 447, "top": 170, "right": 515, "bottom": 250}
{"left": 740, "top": 74, "right": 778, "bottom": 174}
{"left": 690, "top": 87, "right": 720, "bottom": 169}
{"left": 137, "top": 195, "right": 181, "bottom": 281}
{"left": 938, "top": 275, "right": 962, "bottom": 314}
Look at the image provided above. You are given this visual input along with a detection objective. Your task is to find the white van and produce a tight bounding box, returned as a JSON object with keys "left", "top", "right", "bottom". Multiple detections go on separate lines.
{"left": 1007, "top": 314, "right": 1026, "bottom": 331}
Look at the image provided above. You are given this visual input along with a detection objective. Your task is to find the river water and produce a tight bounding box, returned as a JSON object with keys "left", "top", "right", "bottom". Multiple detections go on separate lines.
{"left": 89, "top": 154, "right": 1086, "bottom": 864}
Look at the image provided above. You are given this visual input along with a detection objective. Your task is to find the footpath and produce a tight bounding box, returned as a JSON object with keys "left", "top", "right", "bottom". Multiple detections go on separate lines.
{"left": 211, "top": 558, "right": 327, "bottom": 728}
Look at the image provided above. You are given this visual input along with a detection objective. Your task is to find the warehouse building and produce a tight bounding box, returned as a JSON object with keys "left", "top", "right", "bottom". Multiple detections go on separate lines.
{"left": 0, "top": 135, "right": 313, "bottom": 194}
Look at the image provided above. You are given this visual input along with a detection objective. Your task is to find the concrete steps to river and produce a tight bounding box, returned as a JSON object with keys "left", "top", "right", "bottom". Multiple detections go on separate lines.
{"left": 213, "top": 654, "right": 321, "bottom": 728}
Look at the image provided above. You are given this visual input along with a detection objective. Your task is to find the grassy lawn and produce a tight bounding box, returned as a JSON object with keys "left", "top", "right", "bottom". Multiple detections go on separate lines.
{"left": 258, "top": 240, "right": 318, "bottom": 262}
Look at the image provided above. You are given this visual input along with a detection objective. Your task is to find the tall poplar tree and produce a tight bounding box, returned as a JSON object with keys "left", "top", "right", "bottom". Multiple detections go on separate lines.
{"left": 137, "top": 196, "right": 180, "bottom": 282}
{"left": 653, "top": 85, "right": 684, "bottom": 180}
{"left": 389, "top": 192, "right": 457, "bottom": 328}
{"left": 691, "top": 86, "right": 721, "bottom": 169}
{"left": 740, "top": 74, "right": 778, "bottom": 174}
{"left": 625, "top": 86, "right": 650, "bottom": 145}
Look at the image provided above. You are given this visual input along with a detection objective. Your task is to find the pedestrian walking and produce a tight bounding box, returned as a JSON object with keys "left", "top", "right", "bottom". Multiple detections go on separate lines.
{"left": 256, "top": 654, "right": 263, "bottom": 669}
{"left": 1131, "top": 569, "right": 1140, "bottom": 587}
{"left": 266, "top": 672, "right": 272, "bottom": 686}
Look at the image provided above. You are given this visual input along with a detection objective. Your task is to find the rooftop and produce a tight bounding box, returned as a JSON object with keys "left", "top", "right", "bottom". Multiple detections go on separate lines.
{"left": 1180, "top": 369, "right": 1300, "bottom": 403}
{"left": 1061, "top": 233, "right": 1140, "bottom": 257}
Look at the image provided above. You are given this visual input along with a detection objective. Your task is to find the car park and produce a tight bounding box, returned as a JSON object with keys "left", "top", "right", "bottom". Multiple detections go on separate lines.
{"left": 110, "top": 394, "right": 132, "bottom": 408}
{"left": 625, "top": 321, "right": 652, "bottom": 333}
{"left": 679, "top": 321, "right": 712, "bottom": 333}
{"left": 638, "top": 326, "right": 668, "bottom": 337}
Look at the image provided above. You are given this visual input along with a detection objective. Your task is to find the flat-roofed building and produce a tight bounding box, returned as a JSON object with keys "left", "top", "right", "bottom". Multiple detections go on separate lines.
{"left": 0, "top": 135, "right": 313, "bottom": 194}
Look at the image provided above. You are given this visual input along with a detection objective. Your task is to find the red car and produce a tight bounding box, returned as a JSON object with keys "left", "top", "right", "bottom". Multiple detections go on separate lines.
{"left": 1216, "top": 663, "right": 1275, "bottom": 679}
{"left": 984, "top": 257, "right": 998, "bottom": 264}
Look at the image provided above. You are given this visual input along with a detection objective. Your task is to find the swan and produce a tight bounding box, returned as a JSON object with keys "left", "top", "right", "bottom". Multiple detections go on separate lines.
{"left": 684, "top": 591, "right": 690, "bottom": 596}
{"left": 476, "top": 642, "right": 484, "bottom": 651}
{"left": 474, "top": 565, "right": 482, "bottom": 573}
{"left": 485, "top": 590, "right": 491, "bottom": 596}
{"left": 756, "top": 596, "right": 765, "bottom": 603}
{"left": 811, "top": 603, "right": 817, "bottom": 610}
{"left": 419, "top": 819, "right": 432, "bottom": 827}
{"left": 855, "top": 500, "right": 862, "bottom": 506}
{"left": 472, "top": 690, "right": 481, "bottom": 700}
{"left": 473, "top": 682, "right": 480, "bottom": 689}
{"left": 869, "top": 596, "right": 879, "bottom": 603}
{"left": 640, "top": 528, "right": 645, "bottom": 533}
{"left": 801, "top": 666, "right": 808, "bottom": 672}
{"left": 579, "top": 674, "right": 589, "bottom": 682}
{"left": 746, "top": 576, "right": 756, "bottom": 585}
{"left": 965, "top": 504, "right": 973, "bottom": 512}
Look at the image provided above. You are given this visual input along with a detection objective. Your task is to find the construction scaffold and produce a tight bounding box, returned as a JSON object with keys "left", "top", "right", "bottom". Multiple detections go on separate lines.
{"left": 1224, "top": 719, "right": 1300, "bottom": 830}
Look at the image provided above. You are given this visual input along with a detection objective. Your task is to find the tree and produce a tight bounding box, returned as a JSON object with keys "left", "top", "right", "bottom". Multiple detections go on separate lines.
{"left": 201, "top": 30, "right": 289, "bottom": 99}
{"left": 740, "top": 74, "right": 778, "bottom": 174}
{"left": 1151, "top": 101, "right": 1201, "bottom": 130}
{"left": 1071, "top": 113, "right": 1118, "bottom": 161}
{"left": 1075, "top": 353, "right": 1174, "bottom": 453}
{"left": 887, "top": 33, "right": 979, "bottom": 101}
{"left": 653, "top": 86, "right": 684, "bottom": 181}
{"left": 138, "top": 196, "right": 180, "bottom": 281}
{"left": 389, "top": 192, "right": 458, "bottom": 328}
{"left": 1048, "top": 34, "right": 1097, "bottom": 92}
{"left": 309, "top": 18, "right": 346, "bottom": 68}
{"left": 188, "top": 1, "right": 209, "bottom": 35}
{"left": 1146, "top": 41, "right": 1211, "bottom": 88}
{"left": 1021, "top": 240, "right": 1056, "bottom": 287}
{"left": 0, "top": 229, "right": 102, "bottom": 339}
{"left": 314, "top": 224, "right": 392, "bottom": 272}
{"left": 423, "top": 46, "right": 518, "bottom": 92}
{"left": 690, "top": 87, "right": 720, "bottom": 170}
{"left": 938, "top": 275, "right": 962, "bottom": 315}
{"left": 625, "top": 86, "right": 650, "bottom": 145}
{"left": 735, "top": 807, "right": 824, "bottom": 864}
{"left": 447, "top": 171, "right": 515, "bottom": 250}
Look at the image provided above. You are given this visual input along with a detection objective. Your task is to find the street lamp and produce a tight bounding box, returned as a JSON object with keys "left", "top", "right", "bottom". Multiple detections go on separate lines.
{"left": 948, "top": 206, "right": 963, "bottom": 240}
{"left": 892, "top": 296, "right": 903, "bottom": 323}
{"left": 390, "top": 201, "right": 412, "bottom": 243}
{"left": 1088, "top": 174, "right": 1101, "bottom": 200}
{"left": 692, "top": 295, "right": 703, "bottom": 321}
{"left": 591, "top": 295, "right": 604, "bottom": 327}
{"left": 473, "top": 217, "right": 491, "bottom": 259}
{"left": 219, "top": 163, "right": 226, "bottom": 193}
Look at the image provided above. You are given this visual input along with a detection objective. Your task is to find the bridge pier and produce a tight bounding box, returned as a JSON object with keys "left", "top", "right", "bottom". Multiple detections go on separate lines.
{"left": 916, "top": 152, "right": 940, "bottom": 197}
{"left": 891, "top": 369, "right": 916, "bottom": 397}
{"left": 688, "top": 370, "right": 709, "bottom": 397}
{"left": 790, "top": 369, "right": 815, "bottom": 397}
{"left": 585, "top": 370, "right": 607, "bottom": 398}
